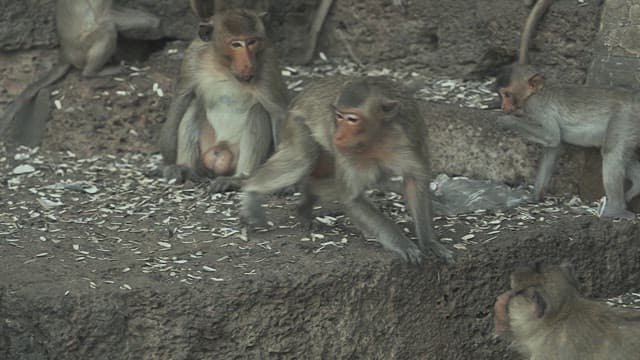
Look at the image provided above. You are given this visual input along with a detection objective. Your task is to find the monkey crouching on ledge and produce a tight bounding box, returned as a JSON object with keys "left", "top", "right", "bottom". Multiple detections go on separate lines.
{"left": 240, "top": 76, "right": 454, "bottom": 264}
{"left": 494, "top": 263, "right": 640, "bottom": 359}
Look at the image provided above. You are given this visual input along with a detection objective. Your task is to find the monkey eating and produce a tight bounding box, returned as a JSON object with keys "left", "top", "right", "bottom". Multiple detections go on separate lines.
{"left": 158, "top": 3, "right": 288, "bottom": 191}
{"left": 494, "top": 263, "right": 640, "bottom": 359}
{"left": 0, "top": 0, "right": 160, "bottom": 146}
{"left": 240, "top": 76, "right": 454, "bottom": 264}
{"left": 496, "top": 65, "right": 640, "bottom": 219}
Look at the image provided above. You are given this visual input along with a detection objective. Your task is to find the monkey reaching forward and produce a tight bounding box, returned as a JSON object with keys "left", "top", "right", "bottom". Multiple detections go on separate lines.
{"left": 158, "top": 3, "right": 288, "bottom": 191}
{"left": 497, "top": 65, "right": 640, "bottom": 219}
{"left": 494, "top": 263, "right": 640, "bottom": 359}
{"left": 241, "top": 76, "right": 454, "bottom": 264}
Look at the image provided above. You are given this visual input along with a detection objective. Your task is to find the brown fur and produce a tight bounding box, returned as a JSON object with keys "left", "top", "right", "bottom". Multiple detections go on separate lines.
{"left": 241, "top": 76, "right": 454, "bottom": 264}
{"left": 158, "top": 4, "right": 288, "bottom": 191}
{"left": 495, "top": 263, "right": 640, "bottom": 359}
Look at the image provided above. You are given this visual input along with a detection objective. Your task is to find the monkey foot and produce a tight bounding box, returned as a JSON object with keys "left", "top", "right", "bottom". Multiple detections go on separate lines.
{"left": 427, "top": 242, "right": 456, "bottom": 264}
{"left": 599, "top": 208, "right": 637, "bottom": 220}
{"left": 208, "top": 176, "right": 241, "bottom": 193}
{"left": 385, "top": 241, "right": 423, "bottom": 265}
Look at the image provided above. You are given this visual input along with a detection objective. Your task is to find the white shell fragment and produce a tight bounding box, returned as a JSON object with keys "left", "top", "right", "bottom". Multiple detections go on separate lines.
{"left": 12, "top": 164, "right": 36, "bottom": 175}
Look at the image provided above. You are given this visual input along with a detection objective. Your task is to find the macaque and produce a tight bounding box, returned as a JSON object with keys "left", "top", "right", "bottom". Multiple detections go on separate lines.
{"left": 240, "top": 76, "right": 454, "bottom": 264}
{"left": 0, "top": 0, "right": 160, "bottom": 146}
{"left": 158, "top": 3, "right": 288, "bottom": 190}
{"left": 497, "top": 65, "right": 640, "bottom": 219}
{"left": 494, "top": 263, "right": 640, "bottom": 359}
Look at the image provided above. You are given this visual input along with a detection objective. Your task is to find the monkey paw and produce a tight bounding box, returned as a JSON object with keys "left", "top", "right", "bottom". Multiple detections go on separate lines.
{"left": 496, "top": 115, "right": 518, "bottom": 129}
{"left": 398, "top": 243, "right": 424, "bottom": 265}
{"left": 209, "top": 176, "right": 241, "bottom": 193}
{"left": 427, "top": 241, "right": 455, "bottom": 264}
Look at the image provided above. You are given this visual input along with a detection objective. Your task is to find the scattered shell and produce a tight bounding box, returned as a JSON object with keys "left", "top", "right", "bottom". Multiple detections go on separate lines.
{"left": 12, "top": 164, "right": 35, "bottom": 175}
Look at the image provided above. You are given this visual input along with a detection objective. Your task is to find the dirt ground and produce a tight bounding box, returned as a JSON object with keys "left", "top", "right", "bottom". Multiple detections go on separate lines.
{"left": 1, "top": 1, "right": 639, "bottom": 359}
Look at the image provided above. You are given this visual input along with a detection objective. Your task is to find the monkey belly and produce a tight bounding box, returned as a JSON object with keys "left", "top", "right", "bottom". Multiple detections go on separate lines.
{"left": 199, "top": 85, "right": 259, "bottom": 143}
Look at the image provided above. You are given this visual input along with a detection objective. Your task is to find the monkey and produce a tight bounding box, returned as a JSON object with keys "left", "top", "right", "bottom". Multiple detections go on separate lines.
{"left": 494, "top": 263, "right": 640, "bottom": 359}
{"left": 0, "top": 0, "right": 161, "bottom": 146}
{"left": 496, "top": 65, "right": 640, "bottom": 219}
{"left": 239, "top": 76, "right": 455, "bottom": 264}
{"left": 158, "top": 3, "right": 288, "bottom": 191}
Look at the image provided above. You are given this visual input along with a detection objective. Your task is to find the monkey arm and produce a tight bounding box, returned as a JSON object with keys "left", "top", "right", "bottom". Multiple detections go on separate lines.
{"left": 404, "top": 176, "right": 454, "bottom": 263}
{"left": 255, "top": 58, "right": 289, "bottom": 146}
{"left": 158, "top": 88, "right": 196, "bottom": 165}
{"left": 344, "top": 195, "right": 423, "bottom": 264}
{"left": 496, "top": 114, "right": 560, "bottom": 147}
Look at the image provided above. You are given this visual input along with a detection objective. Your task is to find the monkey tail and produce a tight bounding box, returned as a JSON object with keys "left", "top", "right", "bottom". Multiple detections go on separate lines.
{"left": 0, "top": 62, "right": 72, "bottom": 136}
{"left": 518, "top": 0, "right": 554, "bottom": 65}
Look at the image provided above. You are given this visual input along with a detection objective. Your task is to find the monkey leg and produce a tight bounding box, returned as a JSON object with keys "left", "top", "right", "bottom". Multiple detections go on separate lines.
{"left": 81, "top": 23, "right": 118, "bottom": 77}
{"left": 625, "top": 161, "right": 640, "bottom": 202}
{"left": 404, "top": 177, "right": 454, "bottom": 263}
{"left": 600, "top": 150, "right": 635, "bottom": 219}
{"left": 533, "top": 146, "right": 562, "bottom": 200}
{"left": 344, "top": 195, "right": 423, "bottom": 264}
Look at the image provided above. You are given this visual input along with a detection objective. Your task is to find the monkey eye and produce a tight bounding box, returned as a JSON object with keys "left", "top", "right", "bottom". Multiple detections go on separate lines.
{"left": 230, "top": 41, "right": 244, "bottom": 48}
{"left": 246, "top": 38, "right": 258, "bottom": 46}
{"left": 345, "top": 114, "right": 360, "bottom": 123}
{"left": 502, "top": 91, "right": 512, "bottom": 99}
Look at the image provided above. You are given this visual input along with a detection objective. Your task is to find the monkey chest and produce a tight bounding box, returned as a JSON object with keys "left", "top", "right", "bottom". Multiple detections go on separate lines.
{"left": 198, "top": 85, "right": 260, "bottom": 141}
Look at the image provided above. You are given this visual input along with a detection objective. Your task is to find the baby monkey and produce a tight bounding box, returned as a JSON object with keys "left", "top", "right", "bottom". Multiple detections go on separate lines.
{"left": 495, "top": 263, "right": 640, "bottom": 359}
{"left": 240, "top": 76, "right": 454, "bottom": 264}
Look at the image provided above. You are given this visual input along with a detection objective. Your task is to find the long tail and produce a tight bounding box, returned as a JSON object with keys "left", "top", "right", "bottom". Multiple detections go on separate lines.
{"left": 518, "top": 0, "right": 554, "bottom": 65}
{"left": 0, "top": 62, "right": 71, "bottom": 136}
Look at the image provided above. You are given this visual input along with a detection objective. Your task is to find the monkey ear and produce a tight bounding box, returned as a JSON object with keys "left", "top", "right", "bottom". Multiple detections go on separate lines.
{"left": 528, "top": 74, "right": 545, "bottom": 92}
{"left": 258, "top": 12, "right": 271, "bottom": 25}
{"left": 380, "top": 98, "right": 400, "bottom": 116}
{"left": 531, "top": 290, "right": 547, "bottom": 319}
{"left": 198, "top": 23, "right": 214, "bottom": 42}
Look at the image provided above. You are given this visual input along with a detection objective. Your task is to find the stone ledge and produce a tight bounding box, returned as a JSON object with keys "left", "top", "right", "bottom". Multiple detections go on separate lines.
{"left": 3, "top": 217, "right": 639, "bottom": 359}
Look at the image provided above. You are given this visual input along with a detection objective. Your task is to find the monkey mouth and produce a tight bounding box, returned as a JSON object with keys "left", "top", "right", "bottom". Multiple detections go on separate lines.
{"left": 235, "top": 74, "right": 255, "bottom": 83}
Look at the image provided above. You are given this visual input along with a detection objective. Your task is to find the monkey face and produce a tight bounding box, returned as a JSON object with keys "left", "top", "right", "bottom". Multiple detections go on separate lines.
{"left": 333, "top": 109, "right": 368, "bottom": 151}
{"left": 223, "top": 36, "right": 263, "bottom": 82}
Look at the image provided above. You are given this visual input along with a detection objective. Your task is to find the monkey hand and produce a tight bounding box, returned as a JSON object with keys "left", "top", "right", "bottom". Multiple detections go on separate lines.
{"left": 163, "top": 164, "right": 193, "bottom": 185}
{"left": 496, "top": 115, "right": 519, "bottom": 129}
{"left": 378, "top": 232, "right": 424, "bottom": 264}
{"left": 424, "top": 240, "right": 455, "bottom": 264}
{"left": 209, "top": 176, "right": 242, "bottom": 193}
